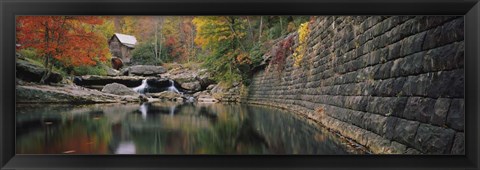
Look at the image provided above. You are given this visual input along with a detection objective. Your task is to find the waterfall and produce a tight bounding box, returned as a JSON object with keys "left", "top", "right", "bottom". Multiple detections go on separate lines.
{"left": 168, "top": 80, "right": 181, "bottom": 94}
{"left": 185, "top": 96, "right": 195, "bottom": 103}
{"left": 133, "top": 79, "right": 149, "bottom": 94}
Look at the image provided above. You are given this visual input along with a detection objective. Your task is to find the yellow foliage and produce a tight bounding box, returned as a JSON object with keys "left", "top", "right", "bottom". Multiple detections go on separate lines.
{"left": 192, "top": 16, "right": 246, "bottom": 49}
{"left": 293, "top": 22, "right": 310, "bottom": 67}
{"left": 121, "top": 16, "right": 136, "bottom": 35}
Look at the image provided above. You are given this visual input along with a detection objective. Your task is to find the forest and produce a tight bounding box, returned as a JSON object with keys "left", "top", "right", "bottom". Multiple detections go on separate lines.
{"left": 16, "top": 16, "right": 311, "bottom": 85}
{"left": 15, "top": 16, "right": 466, "bottom": 155}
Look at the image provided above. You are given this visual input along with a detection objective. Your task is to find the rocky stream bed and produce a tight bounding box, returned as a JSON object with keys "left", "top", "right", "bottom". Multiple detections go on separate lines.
{"left": 16, "top": 59, "right": 241, "bottom": 104}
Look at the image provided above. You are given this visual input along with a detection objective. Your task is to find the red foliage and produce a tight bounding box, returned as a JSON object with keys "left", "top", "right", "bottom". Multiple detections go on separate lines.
{"left": 16, "top": 16, "right": 108, "bottom": 67}
{"left": 269, "top": 35, "right": 294, "bottom": 72}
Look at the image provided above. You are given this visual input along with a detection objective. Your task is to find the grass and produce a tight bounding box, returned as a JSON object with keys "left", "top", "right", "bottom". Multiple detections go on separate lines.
{"left": 22, "top": 56, "right": 69, "bottom": 77}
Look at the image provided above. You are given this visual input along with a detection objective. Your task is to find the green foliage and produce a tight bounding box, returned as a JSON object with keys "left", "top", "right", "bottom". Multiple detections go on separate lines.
{"left": 201, "top": 41, "right": 242, "bottom": 84}
{"left": 131, "top": 41, "right": 166, "bottom": 65}
{"left": 194, "top": 16, "right": 247, "bottom": 84}
{"left": 267, "top": 24, "right": 282, "bottom": 40}
{"left": 248, "top": 44, "right": 265, "bottom": 67}
{"left": 73, "top": 64, "right": 108, "bottom": 76}
{"left": 21, "top": 52, "right": 69, "bottom": 77}
{"left": 18, "top": 48, "right": 38, "bottom": 59}
{"left": 193, "top": 16, "right": 313, "bottom": 85}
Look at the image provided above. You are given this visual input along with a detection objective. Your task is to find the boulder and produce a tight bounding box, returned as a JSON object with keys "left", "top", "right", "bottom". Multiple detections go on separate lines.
{"left": 148, "top": 91, "right": 182, "bottom": 100}
{"left": 206, "top": 84, "right": 216, "bottom": 90}
{"left": 174, "top": 97, "right": 184, "bottom": 102}
{"left": 16, "top": 59, "right": 63, "bottom": 84}
{"left": 106, "top": 68, "right": 120, "bottom": 76}
{"left": 197, "top": 94, "right": 218, "bottom": 103}
{"left": 16, "top": 84, "right": 139, "bottom": 103}
{"left": 197, "top": 69, "right": 215, "bottom": 88}
{"left": 170, "top": 72, "right": 197, "bottom": 84}
{"left": 125, "top": 65, "right": 167, "bottom": 76}
{"left": 102, "top": 83, "right": 138, "bottom": 96}
{"left": 180, "top": 81, "right": 201, "bottom": 91}
{"left": 209, "top": 84, "right": 240, "bottom": 102}
{"left": 138, "top": 94, "right": 149, "bottom": 102}
{"left": 193, "top": 90, "right": 209, "bottom": 98}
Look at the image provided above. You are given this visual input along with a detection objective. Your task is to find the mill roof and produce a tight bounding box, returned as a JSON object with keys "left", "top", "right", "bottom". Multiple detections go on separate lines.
{"left": 112, "top": 33, "right": 137, "bottom": 48}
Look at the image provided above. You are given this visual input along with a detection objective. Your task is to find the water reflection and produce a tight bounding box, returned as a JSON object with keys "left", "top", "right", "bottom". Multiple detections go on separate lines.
{"left": 16, "top": 103, "right": 361, "bottom": 154}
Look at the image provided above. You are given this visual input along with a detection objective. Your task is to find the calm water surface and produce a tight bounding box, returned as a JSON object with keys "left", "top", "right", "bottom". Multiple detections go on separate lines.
{"left": 16, "top": 102, "right": 361, "bottom": 154}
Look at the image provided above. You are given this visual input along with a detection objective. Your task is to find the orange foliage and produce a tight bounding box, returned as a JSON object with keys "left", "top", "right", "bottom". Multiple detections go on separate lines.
{"left": 16, "top": 16, "right": 109, "bottom": 67}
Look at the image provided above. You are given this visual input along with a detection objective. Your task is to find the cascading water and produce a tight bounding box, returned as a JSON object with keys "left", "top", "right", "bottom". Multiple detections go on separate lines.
{"left": 133, "top": 79, "right": 149, "bottom": 94}
{"left": 133, "top": 79, "right": 192, "bottom": 102}
{"left": 167, "top": 80, "right": 181, "bottom": 94}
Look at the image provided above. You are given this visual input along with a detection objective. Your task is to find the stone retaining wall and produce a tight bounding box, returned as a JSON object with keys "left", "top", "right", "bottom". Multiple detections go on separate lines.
{"left": 243, "top": 16, "right": 465, "bottom": 154}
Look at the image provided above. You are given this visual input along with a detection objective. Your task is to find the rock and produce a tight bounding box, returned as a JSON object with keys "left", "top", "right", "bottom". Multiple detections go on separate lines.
{"left": 102, "top": 83, "right": 137, "bottom": 96}
{"left": 197, "top": 69, "right": 215, "bottom": 88}
{"left": 414, "top": 124, "right": 455, "bottom": 154}
{"left": 430, "top": 98, "right": 450, "bottom": 126}
{"left": 446, "top": 99, "right": 464, "bottom": 131}
{"left": 126, "top": 65, "right": 167, "bottom": 76}
{"left": 404, "top": 148, "right": 422, "bottom": 154}
{"left": 392, "top": 119, "right": 420, "bottom": 147}
{"left": 16, "top": 59, "right": 63, "bottom": 84}
{"left": 193, "top": 90, "right": 209, "bottom": 98}
{"left": 139, "top": 94, "right": 149, "bottom": 102}
{"left": 106, "top": 68, "right": 120, "bottom": 76}
{"left": 16, "top": 84, "right": 138, "bottom": 103}
{"left": 174, "top": 97, "right": 184, "bottom": 102}
{"left": 120, "top": 67, "right": 130, "bottom": 76}
{"left": 206, "top": 84, "right": 216, "bottom": 90}
{"left": 75, "top": 75, "right": 147, "bottom": 87}
{"left": 180, "top": 81, "right": 201, "bottom": 91}
{"left": 193, "top": 92, "right": 201, "bottom": 98}
{"left": 402, "top": 97, "right": 435, "bottom": 122}
{"left": 451, "top": 132, "right": 465, "bottom": 154}
{"left": 210, "top": 84, "right": 224, "bottom": 93}
{"left": 197, "top": 94, "right": 218, "bottom": 103}
{"left": 184, "top": 96, "right": 195, "bottom": 103}
{"left": 148, "top": 91, "right": 182, "bottom": 100}
{"left": 170, "top": 72, "right": 197, "bottom": 84}
{"left": 208, "top": 84, "right": 240, "bottom": 102}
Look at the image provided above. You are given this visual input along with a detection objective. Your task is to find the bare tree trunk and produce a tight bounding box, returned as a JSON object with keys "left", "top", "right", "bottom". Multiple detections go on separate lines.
{"left": 279, "top": 16, "right": 283, "bottom": 35}
{"left": 40, "top": 22, "right": 51, "bottom": 84}
{"left": 158, "top": 17, "right": 164, "bottom": 62}
{"left": 226, "top": 17, "right": 246, "bottom": 52}
{"left": 190, "top": 21, "right": 195, "bottom": 62}
{"left": 258, "top": 16, "right": 263, "bottom": 43}
{"left": 246, "top": 16, "right": 254, "bottom": 42}
{"left": 154, "top": 21, "right": 158, "bottom": 59}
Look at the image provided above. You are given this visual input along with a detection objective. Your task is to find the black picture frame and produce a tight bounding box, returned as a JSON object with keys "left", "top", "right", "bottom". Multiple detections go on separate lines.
{"left": 1, "top": 0, "right": 479, "bottom": 169}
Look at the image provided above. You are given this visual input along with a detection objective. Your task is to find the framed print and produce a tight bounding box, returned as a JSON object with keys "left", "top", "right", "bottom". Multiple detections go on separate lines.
{"left": 1, "top": 0, "right": 479, "bottom": 169}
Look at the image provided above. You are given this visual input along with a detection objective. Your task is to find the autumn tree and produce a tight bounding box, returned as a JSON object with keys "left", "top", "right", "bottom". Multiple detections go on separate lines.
{"left": 193, "top": 16, "right": 249, "bottom": 84}
{"left": 16, "top": 16, "right": 109, "bottom": 83}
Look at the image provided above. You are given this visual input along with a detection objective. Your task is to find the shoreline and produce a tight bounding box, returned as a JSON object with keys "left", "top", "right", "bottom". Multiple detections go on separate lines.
{"left": 241, "top": 100, "right": 418, "bottom": 154}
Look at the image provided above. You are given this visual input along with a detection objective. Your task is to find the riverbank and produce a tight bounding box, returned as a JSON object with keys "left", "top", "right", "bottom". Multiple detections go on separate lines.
{"left": 240, "top": 101, "right": 371, "bottom": 154}
{"left": 242, "top": 100, "right": 402, "bottom": 154}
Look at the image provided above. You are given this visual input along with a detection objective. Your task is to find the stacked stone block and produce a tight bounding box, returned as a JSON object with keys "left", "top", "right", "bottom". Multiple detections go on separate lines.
{"left": 243, "top": 16, "right": 465, "bottom": 154}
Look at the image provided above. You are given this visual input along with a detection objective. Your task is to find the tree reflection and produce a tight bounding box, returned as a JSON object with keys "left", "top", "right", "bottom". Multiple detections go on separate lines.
{"left": 16, "top": 103, "right": 358, "bottom": 154}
